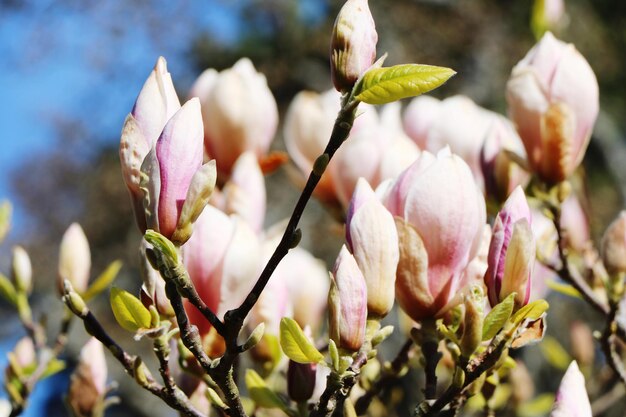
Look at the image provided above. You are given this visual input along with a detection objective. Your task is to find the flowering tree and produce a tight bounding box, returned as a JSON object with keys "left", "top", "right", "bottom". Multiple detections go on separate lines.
{"left": 1, "top": 1, "right": 625, "bottom": 417}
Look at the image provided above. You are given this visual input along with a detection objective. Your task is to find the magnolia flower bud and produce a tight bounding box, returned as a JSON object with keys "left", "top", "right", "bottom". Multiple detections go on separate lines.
{"left": 68, "top": 338, "right": 108, "bottom": 417}
{"left": 480, "top": 117, "right": 530, "bottom": 204}
{"left": 346, "top": 178, "right": 398, "bottom": 318}
{"left": 484, "top": 186, "right": 535, "bottom": 309}
{"left": 120, "top": 57, "right": 181, "bottom": 231}
{"left": 193, "top": 58, "right": 278, "bottom": 176}
{"left": 183, "top": 207, "right": 260, "bottom": 337}
{"left": 416, "top": 96, "right": 498, "bottom": 185}
{"left": 13, "top": 337, "right": 35, "bottom": 368}
{"left": 288, "top": 360, "right": 317, "bottom": 402}
{"left": 570, "top": 321, "right": 594, "bottom": 369}
{"left": 330, "top": 0, "right": 377, "bottom": 92}
{"left": 155, "top": 98, "right": 204, "bottom": 239}
{"left": 11, "top": 246, "right": 32, "bottom": 294}
{"left": 601, "top": 211, "right": 626, "bottom": 276}
{"left": 507, "top": 32, "right": 599, "bottom": 183}
{"left": 278, "top": 247, "right": 329, "bottom": 331}
{"left": 222, "top": 152, "right": 266, "bottom": 233}
{"left": 329, "top": 246, "right": 367, "bottom": 351}
{"left": 551, "top": 361, "right": 591, "bottom": 417}
{"left": 387, "top": 148, "right": 486, "bottom": 321}
{"left": 403, "top": 95, "right": 441, "bottom": 149}
{"left": 58, "top": 223, "right": 91, "bottom": 295}
{"left": 284, "top": 89, "right": 341, "bottom": 197}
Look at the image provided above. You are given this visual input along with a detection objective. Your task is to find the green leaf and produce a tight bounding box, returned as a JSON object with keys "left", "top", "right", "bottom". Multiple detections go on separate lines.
{"left": 354, "top": 64, "right": 456, "bottom": 105}
{"left": 546, "top": 280, "right": 582, "bottom": 299}
{"left": 279, "top": 317, "right": 324, "bottom": 364}
{"left": 540, "top": 336, "right": 571, "bottom": 371}
{"left": 482, "top": 293, "right": 515, "bottom": 341}
{"left": 110, "top": 287, "right": 152, "bottom": 332}
{"left": 245, "top": 369, "right": 287, "bottom": 410}
{"left": 83, "top": 260, "right": 122, "bottom": 301}
{"left": 511, "top": 299, "right": 549, "bottom": 324}
{"left": 0, "top": 273, "right": 17, "bottom": 305}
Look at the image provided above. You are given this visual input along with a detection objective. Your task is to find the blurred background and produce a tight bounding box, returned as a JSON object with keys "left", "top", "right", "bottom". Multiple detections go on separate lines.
{"left": 0, "top": 0, "right": 625, "bottom": 415}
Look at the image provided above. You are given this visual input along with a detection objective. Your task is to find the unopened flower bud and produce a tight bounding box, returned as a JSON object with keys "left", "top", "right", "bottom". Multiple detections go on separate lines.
{"left": 330, "top": 0, "right": 378, "bottom": 93}
{"left": 58, "top": 223, "right": 91, "bottom": 295}
{"left": 13, "top": 337, "right": 35, "bottom": 368}
{"left": 346, "top": 179, "right": 398, "bottom": 318}
{"left": 287, "top": 360, "right": 317, "bottom": 402}
{"left": 507, "top": 33, "right": 598, "bottom": 183}
{"left": 11, "top": 246, "right": 32, "bottom": 294}
{"left": 551, "top": 361, "right": 591, "bottom": 417}
{"left": 601, "top": 211, "right": 626, "bottom": 276}
{"left": 485, "top": 186, "right": 535, "bottom": 309}
{"left": 329, "top": 246, "right": 367, "bottom": 351}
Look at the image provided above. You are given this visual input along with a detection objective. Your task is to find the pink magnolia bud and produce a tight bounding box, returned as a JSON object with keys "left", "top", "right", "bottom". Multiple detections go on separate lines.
{"left": 484, "top": 186, "right": 535, "bottom": 308}
{"left": 346, "top": 178, "right": 399, "bottom": 317}
{"left": 79, "top": 338, "right": 108, "bottom": 396}
{"left": 194, "top": 58, "right": 278, "bottom": 176}
{"left": 120, "top": 57, "right": 181, "bottom": 231}
{"left": 403, "top": 95, "right": 441, "bottom": 149}
{"left": 13, "top": 337, "right": 35, "bottom": 368}
{"left": 330, "top": 0, "right": 378, "bottom": 92}
{"left": 277, "top": 247, "right": 329, "bottom": 331}
{"left": 58, "top": 223, "right": 91, "bottom": 295}
{"left": 68, "top": 338, "right": 108, "bottom": 417}
{"left": 602, "top": 211, "right": 626, "bottom": 275}
{"left": 551, "top": 361, "right": 591, "bottom": 417}
{"left": 132, "top": 57, "right": 181, "bottom": 146}
{"left": 480, "top": 117, "right": 530, "bottom": 204}
{"left": 222, "top": 152, "right": 266, "bottom": 233}
{"left": 288, "top": 360, "right": 317, "bottom": 402}
{"left": 155, "top": 98, "right": 204, "bottom": 239}
{"left": 329, "top": 246, "right": 367, "bottom": 351}
{"left": 284, "top": 89, "right": 342, "bottom": 202}
{"left": 560, "top": 195, "right": 590, "bottom": 252}
{"left": 333, "top": 103, "right": 418, "bottom": 208}
{"left": 418, "top": 96, "right": 499, "bottom": 186}
{"left": 388, "top": 148, "right": 486, "bottom": 321}
{"left": 506, "top": 32, "right": 599, "bottom": 183}
{"left": 183, "top": 206, "right": 260, "bottom": 336}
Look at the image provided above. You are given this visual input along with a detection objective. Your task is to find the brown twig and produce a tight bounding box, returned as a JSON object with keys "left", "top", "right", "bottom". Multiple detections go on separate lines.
{"left": 65, "top": 294, "right": 205, "bottom": 417}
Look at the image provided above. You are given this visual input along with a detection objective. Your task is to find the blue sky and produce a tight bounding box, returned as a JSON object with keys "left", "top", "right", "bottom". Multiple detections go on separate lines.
{"left": 0, "top": 0, "right": 326, "bottom": 232}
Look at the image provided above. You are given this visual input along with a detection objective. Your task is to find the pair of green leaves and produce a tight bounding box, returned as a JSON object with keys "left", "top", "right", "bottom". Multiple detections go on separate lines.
{"left": 482, "top": 294, "right": 549, "bottom": 341}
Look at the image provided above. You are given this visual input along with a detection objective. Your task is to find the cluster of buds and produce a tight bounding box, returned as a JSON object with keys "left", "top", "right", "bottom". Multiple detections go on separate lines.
{"left": 120, "top": 57, "right": 217, "bottom": 246}
{"left": 285, "top": 95, "right": 419, "bottom": 208}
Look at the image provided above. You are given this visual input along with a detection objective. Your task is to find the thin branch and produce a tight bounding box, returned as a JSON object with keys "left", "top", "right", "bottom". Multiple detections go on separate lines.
{"left": 546, "top": 202, "right": 626, "bottom": 343}
{"left": 601, "top": 300, "right": 626, "bottom": 386}
{"left": 66, "top": 296, "right": 205, "bottom": 417}
{"left": 228, "top": 101, "right": 359, "bottom": 328}
{"left": 354, "top": 338, "right": 414, "bottom": 415}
